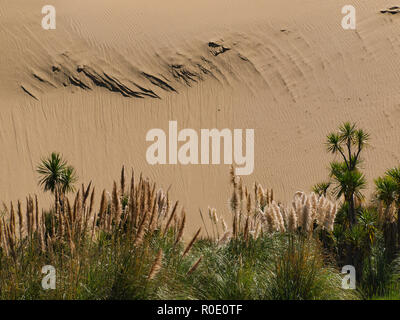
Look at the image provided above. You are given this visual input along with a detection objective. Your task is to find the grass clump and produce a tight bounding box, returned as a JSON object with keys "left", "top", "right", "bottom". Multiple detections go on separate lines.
{"left": 0, "top": 167, "right": 199, "bottom": 299}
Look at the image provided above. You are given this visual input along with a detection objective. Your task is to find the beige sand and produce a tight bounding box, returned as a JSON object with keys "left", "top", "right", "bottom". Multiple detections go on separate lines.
{"left": 1, "top": 0, "right": 400, "bottom": 234}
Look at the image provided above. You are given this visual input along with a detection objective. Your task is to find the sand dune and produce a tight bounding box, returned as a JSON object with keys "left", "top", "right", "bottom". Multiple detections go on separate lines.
{"left": 1, "top": 0, "right": 400, "bottom": 234}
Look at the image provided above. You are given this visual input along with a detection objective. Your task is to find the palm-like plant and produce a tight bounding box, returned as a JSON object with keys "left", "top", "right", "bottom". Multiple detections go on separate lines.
{"left": 375, "top": 176, "right": 397, "bottom": 209}
{"left": 60, "top": 165, "right": 78, "bottom": 194}
{"left": 383, "top": 167, "right": 400, "bottom": 248}
{"left": 375, "top": 175, "right": 398, "bottom": 258}
{"left": 37, "top": 152, "right": 77, "bottom": 195}
{"left": 312, "top": 182, "right": 331, "bottom": 197}
{"left": 326, "top": 122, "right": 369, "bottom": 226}
{"left": 330, "top": 162, "right": 366, "bottom": 199}
{"left": 330, "top": 162, "right": 366, "bottom": 225}
{"left": 358, "top": 208, "right": 378, "bottom": 247}
{"left": 326, "top": 122, "right": 369, "bottom": 170}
